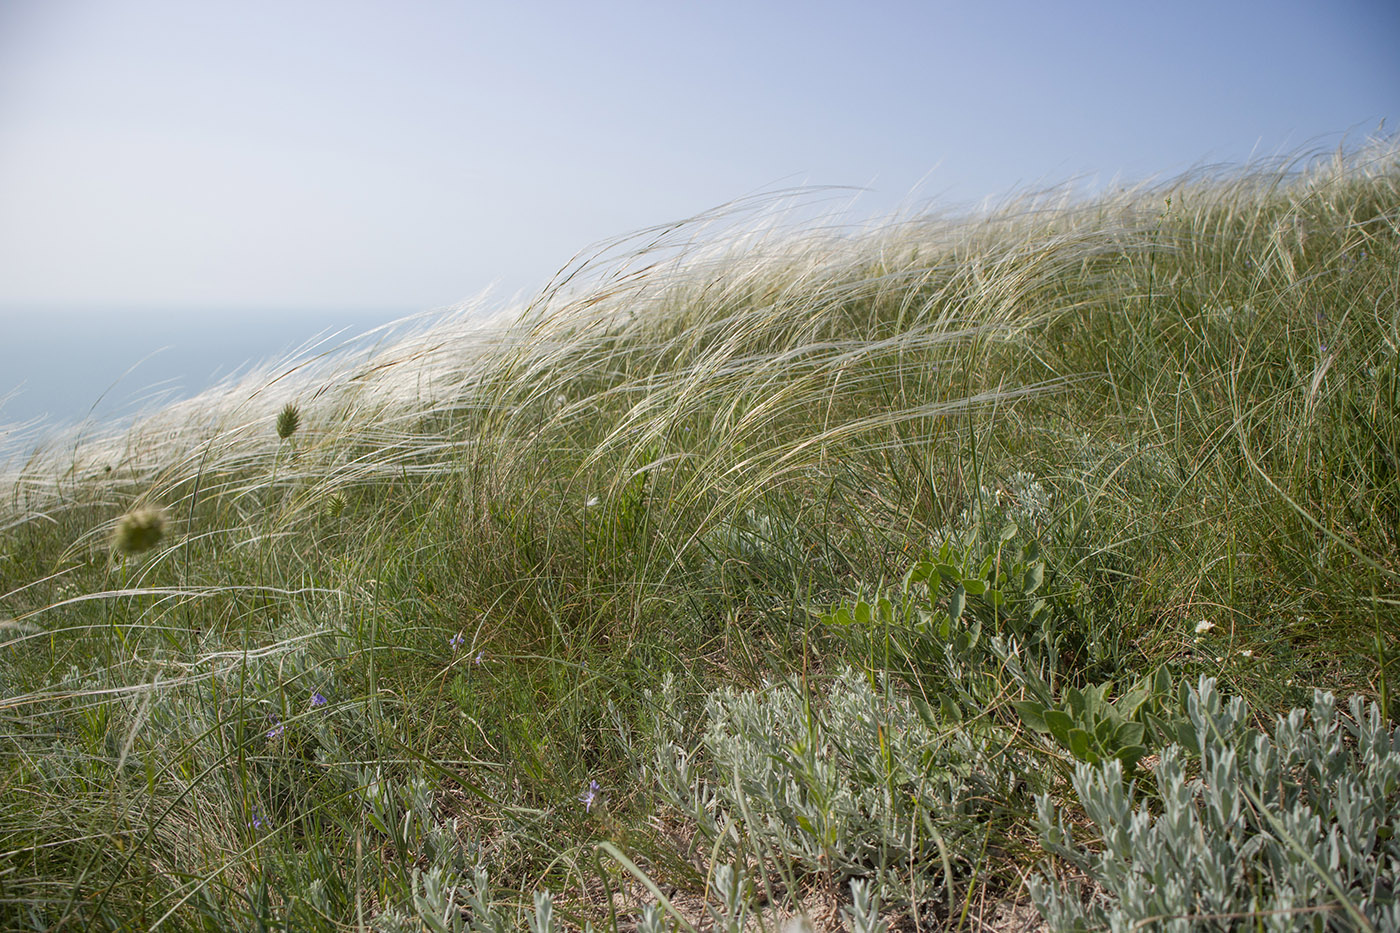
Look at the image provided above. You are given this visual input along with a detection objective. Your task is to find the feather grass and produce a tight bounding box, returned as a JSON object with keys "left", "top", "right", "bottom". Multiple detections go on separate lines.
{"left": 1, "top": 137, "right": 1398, "bottom": 929}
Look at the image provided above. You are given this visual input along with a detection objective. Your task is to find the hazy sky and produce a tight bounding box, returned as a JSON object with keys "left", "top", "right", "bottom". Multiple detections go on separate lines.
{"left": 2, "top": 0, "right": 1396, "bottom": 315}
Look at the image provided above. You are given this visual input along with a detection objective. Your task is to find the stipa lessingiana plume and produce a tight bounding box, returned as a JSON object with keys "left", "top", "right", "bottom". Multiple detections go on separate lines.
{"left": 276, "top": 403, "right": 301, "bottom": 441}
{"left": 112, "top": 505, "right": 166, "bottom": 556}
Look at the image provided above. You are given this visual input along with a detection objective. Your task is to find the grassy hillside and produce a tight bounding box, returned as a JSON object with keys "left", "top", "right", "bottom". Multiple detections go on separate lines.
{"left": 2, "top": 142, "right": 1398, "bottom": 931}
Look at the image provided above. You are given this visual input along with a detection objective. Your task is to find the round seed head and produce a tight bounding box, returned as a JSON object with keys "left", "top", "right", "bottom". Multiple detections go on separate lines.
{"left": 113, "top": 506, "right": 166, "bottom": 556}
{"left": 276, "top": 403, "right": 301, "bottom": 440}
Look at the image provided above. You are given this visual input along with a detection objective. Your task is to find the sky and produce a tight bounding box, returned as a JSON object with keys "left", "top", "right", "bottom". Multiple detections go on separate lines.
{"left": 0, "top": 0, "right": 1397, "bottom": 429}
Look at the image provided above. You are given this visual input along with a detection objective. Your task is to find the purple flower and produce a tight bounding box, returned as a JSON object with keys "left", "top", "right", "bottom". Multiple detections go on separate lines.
{"left": 580, "top": 779, "right": 600, "bottom": 813}
{"left": 311, "top": 692, "right": 327, "bottom": 708}
{"left": 267, "top": 723, "right": 284, "bottom": 740}
{"left": 450, "top": 632, "right": 465, "bottom": 652}
{"left": 250, "top": 810, "right": 267, "bottom": 830}
{"left": 474, "top": 651, "right": 484, "bottom": 666}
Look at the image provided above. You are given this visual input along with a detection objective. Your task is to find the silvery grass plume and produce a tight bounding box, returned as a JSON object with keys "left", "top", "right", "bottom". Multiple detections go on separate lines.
{"left": 2, "top": 137, "right": 1396, "bottom": 538}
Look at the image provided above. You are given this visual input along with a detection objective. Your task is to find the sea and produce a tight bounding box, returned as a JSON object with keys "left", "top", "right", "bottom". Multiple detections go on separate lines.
{"left": 1, "top": 304, "right": 423, "bottom": 461}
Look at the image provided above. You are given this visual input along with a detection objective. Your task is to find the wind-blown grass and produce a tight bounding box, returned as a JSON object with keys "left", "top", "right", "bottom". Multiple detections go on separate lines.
{"left": 2, "top": 139, "right": 1397, "bottom": 930}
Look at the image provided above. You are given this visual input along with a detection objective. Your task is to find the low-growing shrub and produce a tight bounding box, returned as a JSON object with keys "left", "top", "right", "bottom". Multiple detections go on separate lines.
{"left": 649, "top": 667, "right": 1033, "bottom": 911}
{"left": 1030, "top": 677, "right": 1400, "bottom": 932}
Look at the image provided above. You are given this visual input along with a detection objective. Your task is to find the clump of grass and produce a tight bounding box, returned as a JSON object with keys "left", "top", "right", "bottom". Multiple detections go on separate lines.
{"left": 1, "top": 137, "right": 1397, "bottom": 929}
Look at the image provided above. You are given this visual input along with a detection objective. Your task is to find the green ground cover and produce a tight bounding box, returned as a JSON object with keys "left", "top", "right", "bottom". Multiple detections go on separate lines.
{"left": 2, "top": 141, "right": 1398, "bottom": 931}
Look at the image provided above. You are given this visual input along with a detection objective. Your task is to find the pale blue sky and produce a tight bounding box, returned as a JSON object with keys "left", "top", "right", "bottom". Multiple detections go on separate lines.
{"left": 3, "top": 0, "right": 1395, "bottom": 312}
{"left": 0, "top": 1, "right": 1396, "bottom": 430}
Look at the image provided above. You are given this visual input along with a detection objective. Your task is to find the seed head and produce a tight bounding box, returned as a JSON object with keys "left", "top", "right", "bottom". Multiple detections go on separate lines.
{"left": 112, "top": 506, "right": 166, "bottom": 556}
{"left": 276, "top": 403, "right": 301, "bottom": 440}
{"left": 323, "top": 492, "right": 347, "bottom": 518}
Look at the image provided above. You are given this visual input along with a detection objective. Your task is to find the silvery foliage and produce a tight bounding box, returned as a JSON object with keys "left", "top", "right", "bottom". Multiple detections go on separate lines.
{"left": 708, "top": 863, "right": 753, "bottom": 933}
{"left": 359, "top": 770, "right": 520, "bottom": 933}
{"left": 1030, "top": 677, "right": 1400, "bottom": 932}
{"left": 374, "top": 861, "right": 524, "bottom": 933}
{"left": 636, "top": 903, "right": 668, "bottom": 933}
{"left": 943, "top": 471, "right": 1054, "bottom": 547}
{"left": 843, "top": 879, "right": 889, "bottom": 933}
{"left": 699, "top": 507, "right": 814, "bottom": 591}
{"left": 1004, "top": 470, "right": 1054, "bottom": 532}
{"left": 650, "top": 667, "right": 1021, "bottom": 891}
{"left": 527, "top": 890, "right": 556, "bottom": 933}
{"left": 362, "top": 772, "right": 462, "bottom": 873}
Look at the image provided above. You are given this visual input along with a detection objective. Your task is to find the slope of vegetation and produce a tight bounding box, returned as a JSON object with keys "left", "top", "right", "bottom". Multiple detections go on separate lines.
{"left": 2, "top": 141, "right": 1398, "bottom": 931}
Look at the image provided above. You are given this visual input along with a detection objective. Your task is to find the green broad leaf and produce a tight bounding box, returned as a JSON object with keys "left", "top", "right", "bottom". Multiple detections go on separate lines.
{"left": 940, "top": 694, "right": 963, "bottom": 724}
{"left": 1064, "top": 686, "right": 1087, "bottom": 718}
{"left": 987, "top": 588, "right": 1004, "bottom": 607}
{"left": 794, "top": 813, "right": 816, "bottom": 835}
{"left": 999, "top": 520, "right": 1019, "bottom": 542}
{"left": 1030, "top": 599, "right": 1050, "bottom": 624}
{"left": 1117, "top": 682, "right": 1150, "bottom": 718}
{"left": 1024, "top": 539, "right": 1040, "bottom": 561}
{"left": 1176, "top": 680, "right": 1193, "bottom": 710}
{"left": 1067, "top": 728, "right": 1095, "bottom": 762}
{"left": 936, "top": 563, "right": 960, "bottom": 583}
{"left": 1023, "top": 561, "right": 1044, "bottom": 594}
{"left": 905, "top": 561, "right": 934, "bottom": 586}
{"left": 1151, "top": 665, "right": 1172, "bottom": 700}
{"left": 1115, "top": 744, "right": 1149, "bottom": 771}
{"left": 1044, "top": 709, "right": 1074, "bottom": 745}
{"left": 827, "top": 606, "right": 854, "bottom": 626}
{"left": 1115, "top": 721, "right": 1146, "bottom": 747}
{"left": 1094, "top": 718, "right": 1116, "bottom": 744}
{"left": 1142, "top": 711, "right": 1175, "bottom": 746}
{"left": 978, "top": 554, "right": 994, "bottom": 580}
{"left": 962, "top": 578, "right": 987, "bottom": 595}
{"left": 937, "top": 615, "right": 951, "bottom": 640}
{"left": 1012, "top": 700, "right": 1049, "bottom": 732}
{"left": 948, "top": 584, "right": 966, "bottom": 621}
{"left": 854, "top": 601, "right": 872, "bottom": 626}
{"left": 911, "top": 695, "right": 939, "bottom": 731}
{"left": 1175, "top": 719, "right": 1202, "bottom": 757}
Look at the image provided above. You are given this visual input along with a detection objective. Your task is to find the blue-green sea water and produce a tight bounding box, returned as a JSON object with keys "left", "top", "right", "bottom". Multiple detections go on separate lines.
{"left": 1, "top": 305, "right": 414, "bottom": 453}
